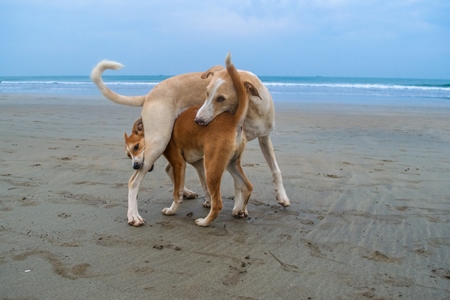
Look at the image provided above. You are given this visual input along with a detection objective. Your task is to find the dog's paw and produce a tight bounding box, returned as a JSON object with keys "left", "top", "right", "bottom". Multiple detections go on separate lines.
{"left": 202, "top": 200, "right": 211, "bottom": 208}
{"left": 162, "top": 207, "right": 175, "bottom": 216}
{"left": 232, "top": 209, "right": 248, "bottom": 218}
{"left": 128, "top": 215, "right": 145, "bottom": 227}
{"left": 276, "top": 195, "right": 291, "bottom": 207}
{"left": 183, "top": 188, "right": 198, "bottom": 199}
{"left": 195, "top": 218, "right": 210, "bottom": 227}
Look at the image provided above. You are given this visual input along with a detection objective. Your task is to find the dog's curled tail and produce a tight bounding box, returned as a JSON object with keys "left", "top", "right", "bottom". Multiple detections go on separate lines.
{"left": 225, "top": 53, "right": 248, "bottom": 127}
{"left": 91, "top": 60, "right": 145, "bottom": 107}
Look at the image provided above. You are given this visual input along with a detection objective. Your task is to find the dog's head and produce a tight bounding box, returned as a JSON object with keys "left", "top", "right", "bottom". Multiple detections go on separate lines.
{"left": 194, "top": 53, "right": 261, "bottom": 126}
{"left": 124, "top": 118, "right": 153, "bottom": 172}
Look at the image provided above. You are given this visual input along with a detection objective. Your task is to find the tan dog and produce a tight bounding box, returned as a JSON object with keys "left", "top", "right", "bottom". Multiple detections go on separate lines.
{"left": 125, "top": 54, "right": 253, "bottom": 226}
{"left": 91, "top": 55, "right": 290, "bottom": 226}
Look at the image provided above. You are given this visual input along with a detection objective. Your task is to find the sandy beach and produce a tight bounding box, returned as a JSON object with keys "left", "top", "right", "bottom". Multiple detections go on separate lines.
{"left": 1, "top": 93, "right": 450, "bottom": 299}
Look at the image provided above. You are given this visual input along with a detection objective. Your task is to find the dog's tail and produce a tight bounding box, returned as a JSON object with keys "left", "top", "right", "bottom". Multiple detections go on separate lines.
{"left": 90, "top": 60, "right": 145, "bottom": 107}
{"left": 225, "top": 53, "right": 248, "bottom": 127}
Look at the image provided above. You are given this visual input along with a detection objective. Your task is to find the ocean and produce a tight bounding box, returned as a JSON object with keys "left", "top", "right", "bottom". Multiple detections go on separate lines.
{"left": 1, "top": 75, "right": 449, "bottom": 104}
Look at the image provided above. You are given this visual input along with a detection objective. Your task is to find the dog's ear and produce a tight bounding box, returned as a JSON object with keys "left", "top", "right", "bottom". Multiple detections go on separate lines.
{"left": 136, "top": 122, "right": 143, "bottom": 133}
{"left": 244, "top": 81, "right": 262, "bottom": 99}
{"left": 132, "top": 118, "right": 144, "bottom": 134}
{"left": 124, "top": 132, "right": 128, "bottom": 141}
{"left": 201, "top": 70, "right": 215, "bottom": 79}
{"left": 201, "top": 65, "right": 224, "bottom": 79}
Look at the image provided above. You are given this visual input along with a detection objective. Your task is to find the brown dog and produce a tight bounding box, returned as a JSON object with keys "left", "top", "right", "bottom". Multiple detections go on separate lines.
{"left": 125, "top": 53, "right": 253, "bottom": 226}
{"left": 124, "top": 119, "right": 151, "bottom": 172}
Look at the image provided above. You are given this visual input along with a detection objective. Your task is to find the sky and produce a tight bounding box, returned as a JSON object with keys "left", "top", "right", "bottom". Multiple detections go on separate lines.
{"left": 1, "top": 0, "right": 449, "bottom": 79}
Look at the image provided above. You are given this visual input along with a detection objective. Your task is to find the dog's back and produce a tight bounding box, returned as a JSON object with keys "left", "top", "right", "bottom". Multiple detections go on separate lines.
{"left": 168, "top": 106, "right": 244, "bottom": 163}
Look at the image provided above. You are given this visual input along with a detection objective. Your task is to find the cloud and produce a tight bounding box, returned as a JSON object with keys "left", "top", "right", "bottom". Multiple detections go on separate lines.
{"left": 163, "top": 8, "right": 289, "bottom": 37}
{"left": 0, "top": 0, "right": 449, "bottom": 77}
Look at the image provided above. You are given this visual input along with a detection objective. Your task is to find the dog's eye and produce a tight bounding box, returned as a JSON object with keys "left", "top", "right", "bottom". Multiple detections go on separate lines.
{"left": 134, "top": 144, "right": 139, "bottom": 151}
{"left": 217, "top": 96, "right": 225, "bottom": 102}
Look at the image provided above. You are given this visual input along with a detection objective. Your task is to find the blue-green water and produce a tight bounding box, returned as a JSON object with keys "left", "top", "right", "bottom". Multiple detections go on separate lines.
{"left": 1, "top": 75, "right": 449, "bottom": 102}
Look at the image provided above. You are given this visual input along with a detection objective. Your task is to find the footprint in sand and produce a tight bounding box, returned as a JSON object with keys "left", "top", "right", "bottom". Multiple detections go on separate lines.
{"left": 431, "top": 268, "right": 450, "bottom": 281}
{"left": 362, "top": 251, "right": 402, "bottom": 264}
{"left": 13, "top": 250, "right": 91, "bottom": 280}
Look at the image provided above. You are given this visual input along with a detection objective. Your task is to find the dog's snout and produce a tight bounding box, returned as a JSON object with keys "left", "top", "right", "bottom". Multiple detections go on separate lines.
{"left": 194, "top": 117, "right": 206, "bottom": 126}
{"left": 133, "top": 162, "right": 142, "bottom": 170}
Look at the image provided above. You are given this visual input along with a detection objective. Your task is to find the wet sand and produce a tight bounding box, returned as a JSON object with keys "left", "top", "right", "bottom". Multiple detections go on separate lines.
{"left": 1, "top": 94, "right": 450, "bottom": 299}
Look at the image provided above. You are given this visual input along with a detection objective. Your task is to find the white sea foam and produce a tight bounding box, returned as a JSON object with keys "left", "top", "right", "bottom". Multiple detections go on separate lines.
{"left": 1, "top": 76, "right": 448, "bottom": 98}
{"left": 2, "top": 80, "right": 158, "bottom": 86}
{"left": 263, "top": 82, "right": 449, "bottom": 91}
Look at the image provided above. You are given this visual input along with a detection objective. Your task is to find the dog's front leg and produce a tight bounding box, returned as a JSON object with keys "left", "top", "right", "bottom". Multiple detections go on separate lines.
{"left": 162, "top": 156, "right": 186, "bottom": 216}
{"left": 258, "top": 135, "right": 290, "bottom": 207}
{"left": 164, "top": 163, "right": 197, "bottom": 199}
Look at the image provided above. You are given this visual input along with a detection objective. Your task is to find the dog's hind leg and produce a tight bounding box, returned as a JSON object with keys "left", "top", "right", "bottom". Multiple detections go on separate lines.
{"left": 227, "top": 153, "right": 253, "bottom": 218}
{"left": 127, "top": 103, "right": 176, "bottom": 226}
{"left": 165, "top": 163, "right": 197, "bottom": 199}
{"left": 189, "top": 159, "right": 211, "bottom": 208}
{"left": 127, "top": 163, "right": 153, "bottom": 226}
{"left": 258, "top": 135, "right": 290, "bottom": 207}
{"left": 195, "top": 152, "right": 229, "bottom": 227}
